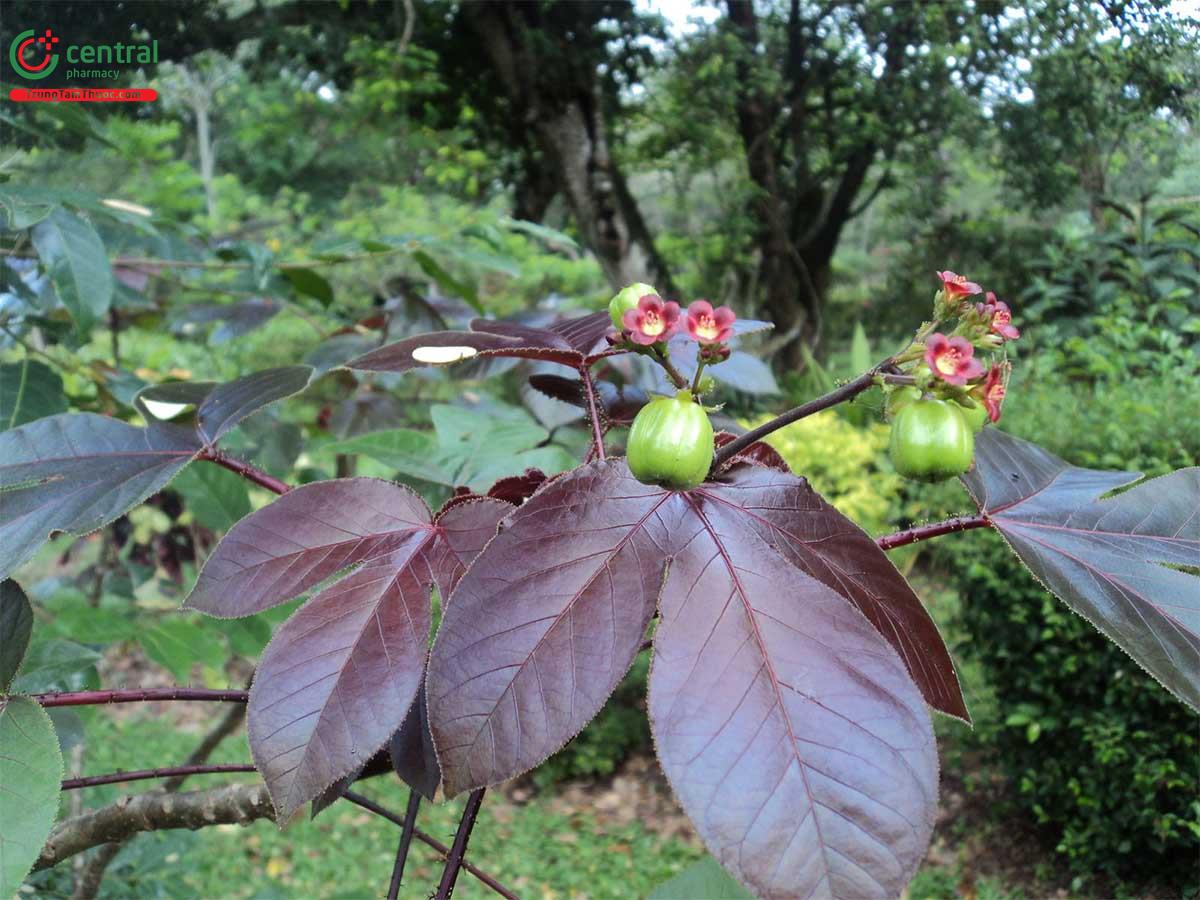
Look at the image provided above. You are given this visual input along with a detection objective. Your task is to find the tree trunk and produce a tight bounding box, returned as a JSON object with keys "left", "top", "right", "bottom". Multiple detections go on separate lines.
{"left": 461, "top": 2, "right": 676, "bottom": 295}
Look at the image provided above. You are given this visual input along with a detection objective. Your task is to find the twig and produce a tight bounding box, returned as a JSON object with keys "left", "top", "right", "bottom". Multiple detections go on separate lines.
{"left": 62, "top": 764, "right": 257, "bottom": 791}
{"left": 198, "top": 448, "right": 291, "bottom": 495}
{"left": 712, "top": 358, "right": 894, "bottom": 468}
{"left": 651, "top": 345, "right": 689, "bottom": 390}
{"left": 343, "top": 791, "right": 518, "bottom": 900}
{"left": 386, "top": 791, "right": 422, "bottom": 900}
{"left": 436, "top": 788, "right": 487, "bottom": 899}
{"left": 33, "top": 688, "right": 248, "bottom": 708}
{"left": 875, "top": 514, "right": 992, "bottom": 551}
{"left": 579, "top": 367, "right": 607, "bottom": 461}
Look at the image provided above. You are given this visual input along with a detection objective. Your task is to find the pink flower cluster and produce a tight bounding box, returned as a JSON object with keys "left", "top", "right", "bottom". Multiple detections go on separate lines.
{"left": 622, "top": 295, "right": 736, "bottom": 347}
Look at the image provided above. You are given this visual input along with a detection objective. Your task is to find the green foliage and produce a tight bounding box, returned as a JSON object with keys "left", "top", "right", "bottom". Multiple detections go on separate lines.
{"left": 747, "top": 409, "right": 901, "bottom": 538}
{"left": 937, "top": 377, "right": 1200, "bottom": 889}
{"left": 0, "top": 697, "right": 64, "bottom": 898}
{"left": 1020, "top": 199, "right": 1200, "bottom": 382}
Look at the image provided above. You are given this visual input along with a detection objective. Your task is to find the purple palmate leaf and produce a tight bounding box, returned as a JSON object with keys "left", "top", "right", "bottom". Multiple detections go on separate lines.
{"left": 651, "top": 492, "right": 937, "bottom": 899}
{"left": 963, "top": 428, "right": 1200, "bottom": 711}
{"left": 703, "top": 465, "right": 969, "bottom": 721}
{"left": 186, "top": 479, "right": 510, "bottom": 820}
{"left": 426, "top": 463, "right": 675, "bottom": 796}
{"left": 427, "top": 460, "right": 938, "bottom": 897}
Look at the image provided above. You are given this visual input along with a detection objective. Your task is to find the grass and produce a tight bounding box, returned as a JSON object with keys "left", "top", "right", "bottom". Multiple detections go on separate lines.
{"left": 28, "top": 710, "right": 704, "bottom": 899}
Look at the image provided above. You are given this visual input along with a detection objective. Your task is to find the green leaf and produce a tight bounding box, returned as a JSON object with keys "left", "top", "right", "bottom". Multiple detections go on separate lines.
{"left": 0, "top": 581, "right": 33, "bottom": 691}
{"left": 0, "top": 186, "right": 57, "bottom": 230}
{"left": 280, "top": 267, "right": 334, "bottom": 307}
{"left": 499, "top": 216, "right": 580, "bottom": 252}
{"left": 412, "top": 250, "right": 484, "bottom": 314}
{"left": 30, "top": 207, "right": 114, "bottom": 331}
{"left": 172, "top": 464, "right": 252, "bottom": 531}
{"left": 850, "top": 320, "right": 872, "bottom": 374}
{"left": 649, "top": 856, "right": 752, "bottom": 899}
{"left": 325, "top": 428, "right": 448, "bottom": 484}
{"left": 10, "top": 639, "right": 101, "bottom": 693}
{"left": 0, "top": 697, "right": 63, "bottom": 899}
{"left": 0, "top": 359, "right": 68, "bottom": 431}
{"left": 138, "top": 618, "right": 227, "bottom": 681}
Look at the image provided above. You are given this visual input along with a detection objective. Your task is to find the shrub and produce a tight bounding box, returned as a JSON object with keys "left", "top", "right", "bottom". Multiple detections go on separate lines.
{"left": 939, "top": 373, "right": 1200, "bottom": 889}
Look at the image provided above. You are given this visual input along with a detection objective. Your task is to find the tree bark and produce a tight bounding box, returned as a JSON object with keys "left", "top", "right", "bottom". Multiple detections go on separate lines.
{"left": 462, "top": 1, "right": 676, "bottom": 295}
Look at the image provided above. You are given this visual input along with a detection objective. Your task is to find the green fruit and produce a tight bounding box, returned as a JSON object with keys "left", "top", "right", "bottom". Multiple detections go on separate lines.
{"left": 954, "top": 398, "right": 988, "bottom": 433}
{"left": 889, "top": 399, "right": 974, "bottom": 482}
{"left": 884, "top": 386, "right": 922, "bottom": 421}
{"left": 626, "top": 390, "right": 714, "bottom": 489}
{"left": 609, "top": 282, "right": 658, "bottom": 329}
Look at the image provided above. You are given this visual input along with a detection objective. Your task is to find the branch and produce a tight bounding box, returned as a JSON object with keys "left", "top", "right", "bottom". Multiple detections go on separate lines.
{"left": 712, "top": 358, "right": 893, "bottom": 468}
{"left": 197, "top": 448, "right": 291, "bottom": 495}
{"left": 61, "top": 765, "right": 256, "bottom": 792}
{"left": 35, "top": 783, "right": 274, "bottom": 872}
{"left": 34, "top": 688, "right": 248, "bottom": 709}
{"left": 875, "top": 514, "right": 992, "bottom": 551}
{"left": 343, "top": 791, "right": 517, "bottom": 900}
{"left": 579, "top": 366, "right": 607, "bottom": 461}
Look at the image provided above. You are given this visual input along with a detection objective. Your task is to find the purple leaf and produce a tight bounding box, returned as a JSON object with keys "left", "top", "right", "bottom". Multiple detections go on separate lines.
{"left": 184, "top": 479, "right": 434, "bottom": 618}
{"left": 427, "top": 462, "right": 674, "bottom": 796}
{"left": 485, "top": 469, "right": 549, "bottom": 506}
{"left": 390, "top": 678, "right": 440, "bottom": 800}
{"left": 431, "top": 496, "right": 513, "bottom": 604}
{"left": 346, "top": 312, "right": 618, "bottom": 375}
{"left": 0, "top": 580, "right": 33, "bottom": 691}
{"left": 649, "top": 493, "right": 938, "bottom": 899}
{"left": 527, "top": 374, "right": 649, "bottom": 426}
{"left": 136, "top": 366, "right": 312, "bottom": 445}
{"left": 963, "top": 428, "right": 1200, "bottom": 711}
{"left": 713, "top": 432, "right": 791, "bottom": 475}
{"left": 701, "top": 466, "right": 969, "bottom": 721}
{"left": 0, "top": 414, "right": 197, "bottom": 581}
{"left": 248, "top": 537, "right": 435, "bottom": 820}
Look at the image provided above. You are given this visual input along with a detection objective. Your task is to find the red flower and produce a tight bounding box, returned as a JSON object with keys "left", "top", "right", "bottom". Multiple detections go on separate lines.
{"left": 976, "top": 292, "right": 1020, "bottom": 341}
{"left": 924, "top": 333, "right": 984, "bottom": 386}
{"left": 979, "top": 363, "right": 1007, "bottom": 422}
{"left": 622, "top": 294, "right": 680, "bottom": 345}
{"left": 685, "top": 300, "right": 736, "bottom": 344}
{"left": 936, "top": 270, "right": 983, "bottom": 299}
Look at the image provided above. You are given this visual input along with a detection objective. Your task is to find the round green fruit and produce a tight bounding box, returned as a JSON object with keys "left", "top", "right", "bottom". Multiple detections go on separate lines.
{"left": 889, "top": 399, "right": 974, "bottom": 482}
{"left": 609, "top": 282, "right": 658, "bottom": 329}
{"left": 626, "top": 390, "right": 714, "bottom": 489}
{"left": 884, "top": 385, "right": 922, "bottom": 421}
{"left": 954, "top": 398, "right": 988, "bottom": 433}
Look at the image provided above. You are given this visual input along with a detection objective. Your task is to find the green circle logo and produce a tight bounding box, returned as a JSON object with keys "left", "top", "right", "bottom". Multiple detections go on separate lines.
{"left": 10, "top": 29, "right": 60, "bottom": 80}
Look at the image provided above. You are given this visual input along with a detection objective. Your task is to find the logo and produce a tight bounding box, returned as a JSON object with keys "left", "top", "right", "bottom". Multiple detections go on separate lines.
{"left": 10, "top": 28, "right": 60, "bottom": 80}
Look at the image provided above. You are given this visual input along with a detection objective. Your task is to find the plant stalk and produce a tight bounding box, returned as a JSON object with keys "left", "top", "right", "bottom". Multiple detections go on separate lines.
{"left": 875, "top": 514, "right": 992, "bottom": 550}
{"left": 712, "top": 358, "right": 894, "bottom": 468}
{"left": 342, "top": 791, "right": 516, "bottom": 899}
{"left": 436, "top": 788, "right": 487, "bottom": 900}
{"left": 198, "top": 448, "right": 291, "bottom": 495}
{"left": 386, "top": 791, "right": 422, "bottom": 900}
{"left": 61, "top": 764, "right": 257, "bottom": 791}
{"left": 34, "top": 688, "right": 248, "bottom": 708}
{"left": 579, "top": 366, "right": 607, "bottom": 461}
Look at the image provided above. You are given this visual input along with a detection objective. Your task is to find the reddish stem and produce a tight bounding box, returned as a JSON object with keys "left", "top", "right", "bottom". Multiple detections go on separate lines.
{"left": 712, "top": 360, "right": 893, "bottom": 468}
{"left": 579, "top": 366, "right": 607, "bottom": 461}
{"left": 343, "top": 791, "right": 517, "bottom": 900}
{"left": 436, "top": 788, "right": 487, "bottom": 900}
{"left": 875, "top": 514, "right": 992, "bottom": 551}
{"left": 61, "top": 764, "right": 257, "bottom": 791}
{"left": 198, "top": 448, "right": 291, "bottom": 495}
{"left": 33, "top": 688, "right": 248, "bottom": 708}
{"left": 386, "top": 791, "right": 422, "bottom": 900}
